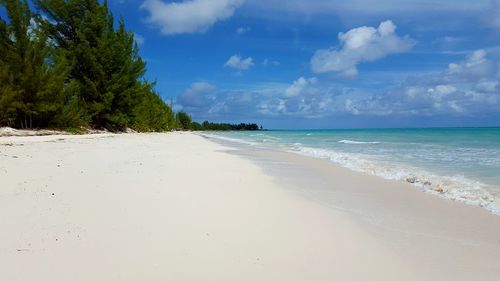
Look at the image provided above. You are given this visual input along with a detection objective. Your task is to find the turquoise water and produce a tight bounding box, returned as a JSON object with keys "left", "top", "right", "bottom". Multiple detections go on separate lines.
{"left": 204, "top": 128, "right": 500, "bottom": 214}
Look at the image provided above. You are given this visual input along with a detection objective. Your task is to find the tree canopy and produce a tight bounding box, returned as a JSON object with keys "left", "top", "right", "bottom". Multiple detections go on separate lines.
{"left": 0, "top": 0, "right": 69, "bottom": 128}
{"left": 0, "top": 0, "right": 175, "bottom": 131}
{"left": 0, "top": 0, "right": 259, "bottom": 132}
{"left": 176, "top": 112, "right": 261, "bottom": 131}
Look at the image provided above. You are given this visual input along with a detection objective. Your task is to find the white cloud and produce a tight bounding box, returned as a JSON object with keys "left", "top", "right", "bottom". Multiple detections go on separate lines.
{"left": 310, "top": 20, "right": 415, "bottom": 76}
{"left": 177, "top": 78, "right": 339, "bottom": 120}
{"left": 447, "top": 50, "right": 497, "bottom": 80}
{"left": 236, "top": 26, "right": 251, "bottom": 34}
{"left": 285, "top": 77, "right": 318, "bottom": 97}
{"left": 177, "top": 50, "right": 499, "bottom": 121}
{"left": 350, "top": 49, "right": 500, "bottom": 116}
{"left": 224, "top": 55, "right": 254, "bottom": 70}
{"left": 344, "top": 99, "right": 361, "bottom": 115}
{"left": 141, "top": 0, "right": 244, "bottom": 35}
{"left": 475, "top": 79, "right": 499, "bottom": 92}
{"left": 427, "top": 85, "right": 457, "bottom": 101}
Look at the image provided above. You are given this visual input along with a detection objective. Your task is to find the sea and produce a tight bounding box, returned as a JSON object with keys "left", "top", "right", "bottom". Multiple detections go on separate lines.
{"left": 203, "top": 128, "right": 500, "bottom": 214}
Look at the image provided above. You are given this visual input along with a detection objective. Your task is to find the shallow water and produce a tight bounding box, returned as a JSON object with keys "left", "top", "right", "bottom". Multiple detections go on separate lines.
{"left": 203, "top": 128, "right": 500, "bottom": 214}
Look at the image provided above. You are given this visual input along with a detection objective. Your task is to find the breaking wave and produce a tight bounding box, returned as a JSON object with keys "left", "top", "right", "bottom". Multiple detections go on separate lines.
{"left": 202, "top": 132, "right": 500, "bottom": 215}
{"left": 338, "top": 139, "right": 381, "bottom": 144}
{"left": 293, "top": 146, "right": 500, "bottom": 214}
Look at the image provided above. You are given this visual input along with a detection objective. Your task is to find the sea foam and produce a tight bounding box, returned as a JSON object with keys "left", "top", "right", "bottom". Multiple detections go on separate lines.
{"left": 338, "top": 140, "right": 381, "bottom": 144}
{"left": 293, "top": 146, "right": 500, "bottom": 215}
{"left": 203, "top": 132, "right": 500, "bottom": 215}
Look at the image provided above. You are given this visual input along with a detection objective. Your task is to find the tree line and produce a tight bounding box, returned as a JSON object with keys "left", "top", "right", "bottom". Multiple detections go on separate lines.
{"left": 0, "top": 0, "right": 262, "bottom": 132}
{"left": 0, "top": 0, "right": 175, "bottom": 131}
{"left": 175, "top": 111, "right": 261, "bottom": 131}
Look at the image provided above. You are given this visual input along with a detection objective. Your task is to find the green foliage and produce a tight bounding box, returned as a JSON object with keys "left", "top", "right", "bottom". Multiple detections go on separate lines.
{"left": 190, "top": 121, "right": 203, "bottom": 131}
{"left": 132, "top": 91, "right": 175, "bottom": 132}
{"left": 0, "top": 0, "right": 174, "bottom": 131}
{"left": 175, "top": 111, "right": 192, "bottom": 130}
{"left": 196, "top": 121, "right": 260, "bottom": 131}
{"left": 0, "top": 0, "right": 71, "bottom": 128}
{"left": 173, "top": 112, "right": 261, "bottom": 131}
{"left": 36, "top": 0, "right": 159, "bottom": 130}
{"left": 63, "top": 126, "right": 85, "bottom": 134}
{"left": 49, "top": 82, "right": 89, "bottom": 127}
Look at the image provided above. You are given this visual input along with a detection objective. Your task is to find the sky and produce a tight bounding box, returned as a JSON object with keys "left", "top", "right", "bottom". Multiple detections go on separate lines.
{"left": 3, "top": 0, "right": 500, "bottom": 128}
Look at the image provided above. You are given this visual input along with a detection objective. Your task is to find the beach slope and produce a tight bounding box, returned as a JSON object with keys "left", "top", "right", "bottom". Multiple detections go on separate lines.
{"left": 0, "top": 133, "right": 497, "bottom": 280}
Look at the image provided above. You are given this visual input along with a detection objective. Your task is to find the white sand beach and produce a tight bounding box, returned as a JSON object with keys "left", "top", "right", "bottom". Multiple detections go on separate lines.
{"left": 1, "top": 132, "right": 499, "bottom": 281}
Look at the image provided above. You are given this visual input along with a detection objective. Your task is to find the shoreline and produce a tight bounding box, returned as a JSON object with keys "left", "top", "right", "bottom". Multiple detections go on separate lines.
{"left": 203, "top": 133, "right": 500, "bottom": 279}
{"left": 1, "top": 132, "right": 499, "bottom": 280}
{"left": 201, "top": 131, "right": 500, "bottom": 215}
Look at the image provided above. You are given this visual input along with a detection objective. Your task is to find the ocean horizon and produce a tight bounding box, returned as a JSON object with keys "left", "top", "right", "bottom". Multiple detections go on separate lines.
{"left": 204, "top": 127, "right": 500, "bottom": 214}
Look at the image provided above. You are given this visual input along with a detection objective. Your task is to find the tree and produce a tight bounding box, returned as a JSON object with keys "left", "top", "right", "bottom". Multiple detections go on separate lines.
{"left": 197, "top": 120, "right": 261, "bottom": 131}
{"left": 175, "top": 111, "right": 192, "bottom": 130}
{"left": 35, "top": 0, "right": 109, "bottom": 127}
{"left": 0, "top": 16, "right": 17, "bottom": 125}
{"left": 132, "top": 90, "right": 175, "bottom": 132}
{"left": 0, "top": 0, "right": 70, "bottom": 128}
{"left": 190, "top": 121, "right": 202, "bottom": 131}
{"left": 35, "top": 0, "right": 172, "bottom": 131}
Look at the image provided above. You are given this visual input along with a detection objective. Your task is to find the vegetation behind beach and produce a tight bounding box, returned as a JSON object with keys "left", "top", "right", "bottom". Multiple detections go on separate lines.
{"left": 0, "top": 0, "right": 259, "bottom": 132}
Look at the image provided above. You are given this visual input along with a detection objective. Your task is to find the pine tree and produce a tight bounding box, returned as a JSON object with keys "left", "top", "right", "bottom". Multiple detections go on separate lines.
{"left": 0, "top": 15, "right": 17, "bottom": 126}
{"left": 35, "top": 0, "right": 110, "bottom": 127}
{"left": 132, "top": 90, "right": 176, "bottom": 132}
{"left": 0, "top": 0, "right": 70, "bottom": 128}
{"left": 97, "top": 18, "right": 153, "bottom": 130}
{"left": 35, "top": 0, "right": 174, "bottom": 131}
{"left": 176, "top": 111, "right": 192, "bottom": 130}
{"left": 1, "top": 0, "right": 174, "bottom": 131}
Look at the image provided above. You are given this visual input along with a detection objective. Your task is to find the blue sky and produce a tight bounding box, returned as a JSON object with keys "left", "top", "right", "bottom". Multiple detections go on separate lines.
{"left": 3, "top": 0, "right": 500, "bottom": 128}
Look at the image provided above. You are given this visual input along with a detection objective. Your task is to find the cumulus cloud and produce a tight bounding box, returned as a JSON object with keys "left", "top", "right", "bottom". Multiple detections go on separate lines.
{"left": 141, "top": 0, "right": 244, "bottom": 35}
{"left": 224, "top": 55, "right": 254, "bottom": 70}
{"left": 447, "top": 50, "right": 497, "bottom": 80}
{"left": 310, "top": 20, "right": 415, "bottom": 76}
{"left": 285, "top": 77, "right": 318, "bottom": 97}
{"left": 179, "top": 50, "right": 499, "bottom": 122}
{"left": 176, "top": 78, "right": 340, "bottom": 120}
{"left": 349, "top": 50, "right": 500, "bottom": 116}
{"left": 254, "top": 77, "right": 334, "bottom": 118}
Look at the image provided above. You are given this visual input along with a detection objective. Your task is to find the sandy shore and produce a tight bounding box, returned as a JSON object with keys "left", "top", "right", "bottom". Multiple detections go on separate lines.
{"left": 1, "top": 132, "right": 499, "bottom": 280}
